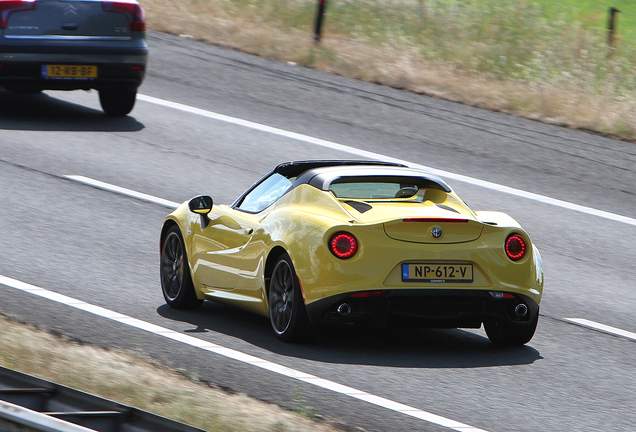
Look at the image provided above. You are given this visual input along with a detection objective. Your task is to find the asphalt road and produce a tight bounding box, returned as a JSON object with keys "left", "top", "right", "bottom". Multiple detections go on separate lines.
{"left": 1, "top": 31, "right": 635, "bottom": 432}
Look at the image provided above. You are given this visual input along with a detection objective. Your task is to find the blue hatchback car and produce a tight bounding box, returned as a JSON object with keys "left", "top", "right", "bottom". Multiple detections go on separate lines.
{"left": 0, "top": 0, "right": 148, "bottom": 115}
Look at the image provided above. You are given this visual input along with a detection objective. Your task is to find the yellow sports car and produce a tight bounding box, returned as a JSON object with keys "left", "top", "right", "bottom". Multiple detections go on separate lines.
{"left": 160, "top": 161, "right": 543, "bottom": 345}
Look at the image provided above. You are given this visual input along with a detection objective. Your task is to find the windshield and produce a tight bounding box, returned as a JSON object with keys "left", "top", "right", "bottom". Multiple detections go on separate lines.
{"left": 236, "top": 173, "right": 294, "bottom": 213}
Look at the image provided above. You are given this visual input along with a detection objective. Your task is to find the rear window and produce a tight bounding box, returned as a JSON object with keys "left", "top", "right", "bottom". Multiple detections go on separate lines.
{"left": 328, "top": 176, "right": 444, "bottom": 200}
{"left": 330, "top": 181, "right": 413, "bottom": 199}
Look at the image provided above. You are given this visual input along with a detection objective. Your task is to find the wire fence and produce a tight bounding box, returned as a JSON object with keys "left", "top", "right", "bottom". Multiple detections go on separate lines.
{"left": 533, "top": 0, "right": 636, "bottom": 46}
{"left": 301, "top": 0, "right": 636, "bottom": 95}
{"left": 312, "top": 0, "right": 636, "bottom": 50}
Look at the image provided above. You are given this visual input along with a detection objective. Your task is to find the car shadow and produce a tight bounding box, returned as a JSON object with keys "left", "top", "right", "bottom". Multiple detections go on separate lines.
{"left": 157, "top": 302, "right": 543, "bottom": 368}
{"left": 0, "top": 89, "right": 144, "bottom": 132}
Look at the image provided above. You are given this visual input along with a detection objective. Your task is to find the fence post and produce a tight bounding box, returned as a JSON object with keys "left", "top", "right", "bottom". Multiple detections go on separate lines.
{"left": 314, "top": 0, "right": 328, "bottom": 43}
{"left": 608, "top": 7, "right": 620, "bottom": 47}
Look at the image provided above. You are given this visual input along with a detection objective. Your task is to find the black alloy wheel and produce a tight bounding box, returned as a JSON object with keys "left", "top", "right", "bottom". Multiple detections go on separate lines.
{"left": 269, "top": 254, "right": 309, "bottom": 342}
{"left": 160, "top": 226, "right": 203, "bottom": 309}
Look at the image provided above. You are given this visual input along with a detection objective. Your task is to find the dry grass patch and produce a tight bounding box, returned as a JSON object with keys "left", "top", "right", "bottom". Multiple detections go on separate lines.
{"left": 0, "top": 314, "right": 343, "bottom": 432}
{"left": 142, "top": 0, "right": 636, "bottom": 141}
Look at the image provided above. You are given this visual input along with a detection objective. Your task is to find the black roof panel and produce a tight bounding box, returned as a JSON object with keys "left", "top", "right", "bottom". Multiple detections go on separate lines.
{"left": 295, "top": 165, "right": 452, "bottom": 193}
{"left": 274, "top": 160, "right": 406, "bottom": 177}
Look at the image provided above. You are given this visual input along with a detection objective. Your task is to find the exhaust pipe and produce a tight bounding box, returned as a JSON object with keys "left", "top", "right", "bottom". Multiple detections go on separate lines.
{"left": 337, "top": 303, "right": 352, "bottom": 317}
{"left": 514, "top": 303, "right": 528, "bottom": 317}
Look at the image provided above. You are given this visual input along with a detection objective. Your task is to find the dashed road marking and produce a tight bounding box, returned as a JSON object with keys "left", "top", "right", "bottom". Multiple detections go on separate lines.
{"left": 61, "top": 176, "right": 636, "bottom": 345}
{"left": 64, "top": 175, "right": 180, "bottom": 209}
{"left": 564, "top": 318, "right": 636, "bottom": 341}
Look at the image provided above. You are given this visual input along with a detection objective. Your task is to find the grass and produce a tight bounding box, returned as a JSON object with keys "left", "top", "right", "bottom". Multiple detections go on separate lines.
{"left": 538, "top": 1, "right": 636, "bottom": 44}
{"left": 143, "top": 0, "right": 636, "bottom": 140}
{"left": 0, "top": 314, "right": 343, "bottom": 432}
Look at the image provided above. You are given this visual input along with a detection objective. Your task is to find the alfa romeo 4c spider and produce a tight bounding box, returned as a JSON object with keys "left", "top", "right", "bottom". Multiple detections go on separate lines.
{"left": 160, "top": 160, "right": 543, "bottom": 345}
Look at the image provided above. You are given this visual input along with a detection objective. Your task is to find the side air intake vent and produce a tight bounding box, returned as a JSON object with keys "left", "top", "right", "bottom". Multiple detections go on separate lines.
{"left": 435, "top": 203, "right": 460, "bottom": 214}
{"left": 344, "top": 201, "right": 372, "bottom": 213}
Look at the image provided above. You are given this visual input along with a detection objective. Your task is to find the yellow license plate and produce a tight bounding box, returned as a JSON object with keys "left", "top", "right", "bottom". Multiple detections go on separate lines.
{"left": 402, "top": 263, "right": 473, "bottom": 283}
{"left": 44, "top": 65, "right": 97, "bottom": 78}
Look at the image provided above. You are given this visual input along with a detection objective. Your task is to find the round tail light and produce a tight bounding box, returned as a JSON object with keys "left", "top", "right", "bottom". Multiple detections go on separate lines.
{"left": 505, "top": 234, "right": 527, "bottom": 261}
{"left": 329, "top": 232, "right": 358, "bottom": 259}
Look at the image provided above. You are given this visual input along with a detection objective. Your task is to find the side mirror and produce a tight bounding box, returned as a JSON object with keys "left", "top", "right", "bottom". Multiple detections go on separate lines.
{"left": 188, "top": 195, "right": 213, "bottom": 214}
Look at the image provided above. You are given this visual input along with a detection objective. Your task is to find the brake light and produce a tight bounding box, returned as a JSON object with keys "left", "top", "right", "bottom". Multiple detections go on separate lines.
{"left": 403, "top": 218, "right": 468, "bottom": 223}
{"left": 505, "top": 234, "right": 526, "bottom": 261}
{"left": 0, "top": 0, "right": 35, "bottom": 29}
{"left": 103, "top": 0, "right": 146, "bottom": 32}
{"left": 329, "top": 232, "right": 358, "bottom": 259}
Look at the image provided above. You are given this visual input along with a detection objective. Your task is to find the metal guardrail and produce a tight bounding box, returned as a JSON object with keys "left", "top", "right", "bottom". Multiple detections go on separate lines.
{"left": 0, "top": 366, "right": 207, "bottom": 432}
{"left": 0, "top": 400, "right": 98, "bottom": 432}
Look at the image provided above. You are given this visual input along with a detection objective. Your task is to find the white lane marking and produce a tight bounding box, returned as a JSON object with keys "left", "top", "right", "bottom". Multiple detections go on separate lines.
{"left": 137, "top": 94, "right": 636, "bottom": 227}
{"left": 565, "top": 318, "right": 636, "bottom": 341}
{"left": 0, "top": 274, "right": 488, "bottom": 432}
{"left": 64, "top": 175, "right": 180, "bottom": 209}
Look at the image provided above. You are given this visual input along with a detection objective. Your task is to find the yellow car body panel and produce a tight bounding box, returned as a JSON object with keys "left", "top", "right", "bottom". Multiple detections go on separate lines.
{"left": 165, "top": 185, "right": 543, "bottom": 310}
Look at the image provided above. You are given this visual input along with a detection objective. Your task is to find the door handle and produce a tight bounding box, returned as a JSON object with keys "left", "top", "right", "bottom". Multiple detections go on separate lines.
{"left": 244, "top": 228, "right": 254, "bottom": 235}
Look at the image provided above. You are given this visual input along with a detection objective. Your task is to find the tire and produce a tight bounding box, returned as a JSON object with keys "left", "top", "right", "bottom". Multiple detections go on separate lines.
{"left": 484, "top": 310, "right": 539, "bottom": 346}
{"left": 160, "top": 226, "right": 203, "bottom": 309}
{"left": 99, "top": 87, "right": 137, "bottom": 116}
{"left": 269, "top": 254, "right": 309, "bottom": 342}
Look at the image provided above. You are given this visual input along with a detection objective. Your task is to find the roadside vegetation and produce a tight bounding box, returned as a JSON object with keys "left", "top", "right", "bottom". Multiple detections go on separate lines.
{"left": 0, "top": 314, "right": 342, "bottom": 432}
{"left": 144, "top": 0, "right": 636, "bottom": 140}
